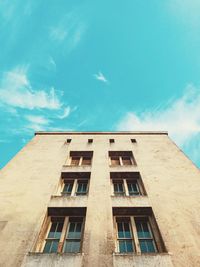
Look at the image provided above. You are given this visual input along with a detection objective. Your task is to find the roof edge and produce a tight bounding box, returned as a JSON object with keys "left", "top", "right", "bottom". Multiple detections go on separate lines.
{"left": 35, "top": 131, "right": 168, "bottom": 136}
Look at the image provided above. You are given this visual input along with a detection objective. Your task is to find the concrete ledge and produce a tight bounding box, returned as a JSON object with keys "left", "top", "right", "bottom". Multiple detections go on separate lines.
{"left": 113, "top": 253, "right": 173, "bottom": 267}
{"left": 35, "top": 131, "right": 168, "bottom": 135}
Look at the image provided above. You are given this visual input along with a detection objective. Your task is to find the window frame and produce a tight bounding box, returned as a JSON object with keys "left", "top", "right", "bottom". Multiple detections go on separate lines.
{"left": 41, "top": 216, "right": 85, "bottom": 254}
{"left": 114, "top": 215, "right": 160, "bottom": 254}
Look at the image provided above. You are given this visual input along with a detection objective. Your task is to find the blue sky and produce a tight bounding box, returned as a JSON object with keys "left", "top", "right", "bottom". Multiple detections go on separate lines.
{"left": 1, "top": 0, "right": 200, "bottom": 168}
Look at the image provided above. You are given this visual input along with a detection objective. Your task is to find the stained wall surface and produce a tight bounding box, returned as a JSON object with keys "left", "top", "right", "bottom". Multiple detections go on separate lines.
{"left": 0, "top": 132, "right": 199, "bottom": 267}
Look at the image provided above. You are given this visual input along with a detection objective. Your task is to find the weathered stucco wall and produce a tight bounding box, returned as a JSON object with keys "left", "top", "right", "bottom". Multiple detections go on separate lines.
{"left": 0, "top": 132, "right": 200, "bottom": 267}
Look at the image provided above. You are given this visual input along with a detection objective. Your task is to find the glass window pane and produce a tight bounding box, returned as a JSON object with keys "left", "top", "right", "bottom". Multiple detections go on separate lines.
{"left": 54, "top": 222, "right": 63, "bottom": 238}
{"left": 82, "top": 157, "right": 91, "bottom": 165}
{"left": 117, "top": 222, "right": 124, "bottom": 238}
{"left": 140, "top": 240, "right": 156, "bottom": 253}
{"left": 124, "top": 222, "right": 131, "bottom": 238}
{"left": 122, "top": 157, "right": 132, "bottom": 165}
{"left": 126, "top": 240, "right": 134, "bottom": 252}
{"left": 71, "top": 157, "right": 80, "bottom": 165}
{"left": 43, "top": 240, "right": 58, "bottom": 253}
{"left": 119, "top": 240, "right": 126, "bottom": 253}
{"left": 74, "top": 223, "right": 82, "bottom": 238}
{"left": 111, "top": 157, "right": 120, "bottom": 165}
{"left": 43, "top": 240, "right": 51, "bottom": 253}
{"left": 48, "top": 222, "right": 57, "bottom": 238}
{"left": 63, "top": 183, "right": 73, "bottom": 194}
{"left": 64, "top": 240, "right": 81, "bottom": 253}
{"left": 136, "top": 221, "right": 151, "bottom": 238}
{"left": 68, "top": 222, "right": 76, "bottom": 238}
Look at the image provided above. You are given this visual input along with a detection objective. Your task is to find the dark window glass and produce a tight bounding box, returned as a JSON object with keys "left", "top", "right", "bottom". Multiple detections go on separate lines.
{"left": 43, "top": 240, "right": 59, "bottom": 253}
{"left": 140, "top": 240, "right": 155, "bottom": 253}
{"left": 76, "top": 181, "right": 88, "bottom": 195}
{"left": 114, "top": 182, "right": 124, "bottom": 196}
{"left": 62, "top": 183, "right": 73, "bottom": 195}
{"left": 119, "top": 240, "right": 133, "bottom": 253}
{"left": 111, "top": 156, "right": 120, "bottom": 166}
{"left": 127, "top": 182, "right": 140, "bottom": 196}
{"left": 48, "top": 221, "right": 63, "bottom": 239}
{"left": 135, "top": 219, "right": 157, "bottom": 253}
{"left": 64, "top": 221, "right": 83, "bottom": 253}
{"left": 82, "top": 157, "right": 92, "bottom": 165}
{"left": 122, "top": 156, "right": 132, "bottom": 165}
{"left": 64, "top": 240, "right": 81, "bottom": 253}
{"left": 71, "top": 157, "right": 80, "bottom": 166}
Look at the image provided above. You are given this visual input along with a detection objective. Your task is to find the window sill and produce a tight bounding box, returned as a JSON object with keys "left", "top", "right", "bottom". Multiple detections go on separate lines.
{"left": 113, "top": 252, "right": 170, "bottom": 256}
{"left": 51, "top": 195, "right": 88, "bottom": 198}
{"left": 28, "top": 252, "right": 84, "bottom": 256}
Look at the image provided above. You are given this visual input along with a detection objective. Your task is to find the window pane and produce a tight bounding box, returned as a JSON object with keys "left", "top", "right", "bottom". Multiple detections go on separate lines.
{"left": 119, "top": 240, "right": 133, "bottom": 253}
{"left": 111, "top": 157, "right": 120, "bottom": 165}
{"left": 140, "top": 240, "right": 156, "bottom": 253}
{"left": 71, "top": 157, "right": 80, "bottom": 166}
{"left": 76, "top": 182, "right": 88, "bottom": 195}
{"left": 63, "top": 183, "right": 73, "bottom": 194}
{"left": 117, "top": 222, "right": 124, "bottom": 238}
{"left": 68, "top": 222, "right": 82, "bottom": 239}
{"left": 119, "top": 240, "right": 126, "bottom": 253}
{"left": 128, "top": 183, "right": 140, "bottom": 195}
{"left": 124, "top": 222, "right": 131, "bottom": 238}
{"left": 68, "top": 222, "right": 76, "bottom": 238}
{"left": 48, "top": 222, "right": 57, "bottom": 238}
{"left": 122, "top": 157, "right": 132, "bottom": 165}
{"left": 114, "top": 182, "right": 124, "bottom": 195}
{"left": 43, "top": 240, "right": 59, "bottom": 253}
{"left": 64, "top": 240, "right": 81, "bottom": 253}
{"left": 48, "top": 222, "right": 63, "bottom": 239}
{"left": 82, "top": 157, "right": 91, "bottom": 165}
{"left": 126, "top": 240, "right": 134, "bottom": 252}
{"left": 136, "top": 221, "right": 151, "bottom": 238}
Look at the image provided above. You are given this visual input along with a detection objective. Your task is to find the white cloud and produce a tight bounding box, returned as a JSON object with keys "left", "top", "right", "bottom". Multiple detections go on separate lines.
{"left": 94, "top": 71, "right": 108, "bottom": 83}
{"left": 25, "top": 115, "right": 50, "bottom": 125}
{"left": 57, "top": 107, "right": 71, "bottom": 119}
{"left": 117, "top": 85, "right": 200, "bottom": 146}
{"left": 0, "top": 67, "right": 62, "bottom": 110}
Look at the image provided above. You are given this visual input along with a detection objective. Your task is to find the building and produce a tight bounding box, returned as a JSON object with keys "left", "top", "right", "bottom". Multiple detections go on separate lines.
{"left": 0, "top": 131, "right": 200, "bottom": 267}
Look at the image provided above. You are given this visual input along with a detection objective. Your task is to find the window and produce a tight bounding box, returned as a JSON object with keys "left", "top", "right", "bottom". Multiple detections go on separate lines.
{"left": 35, "top": 208, "right": 86, "bottom": 253}
{"left": 111, "top": 156, "right": 120, "bottom": 166}
{"left": 127, "top": 181, "right": 140, "bottom": 196}
{"left": 121, "top": 156, "right": 132, "bottom": 166}
{"left": 43, "top": 217, "right": 64, "bottom": 253}
{"left": 117, "top": 218, "right": 134, "bottom": 253}
{"left": 113, "top": 180, "right": 125, "bottom": 196}
{"left": 62, "top": 181, "right": 73, "bottom": 195}
{"left": 131, "top": 139, "right": 136, "bottom": 143}
{"left": 69, "top": 151, "right": 93, "bottom": 166}
{"left": 60, "top": 172, "right": 90, "bottom": 197}
{"left": 109, "top": 139, "right": 115, "bottom": 143}
{"left": 88, "top": 139, "right": 93, "bottom": 143}
{"left": 82, "top": 156, "right": 92, "bottom": 166}
{"left": 76, "top": 180, "right": 88, "bottom": 195}
{"left": 110, "top": 172, "right": 146, "bottom": 196}
{"left": 113, "top": 207, "right": 166, "bottom": 254}
{"left": 135, "top": 218, "right": 156, "bottom": 253}
{"left": 66, "top": 139, "right": 72, "bottom": 143}
{"left": 63, "top": 218, "right": 83, "bottom": 253}
{"left": 71, "top": 156, "right": 80, "bottom": 166}
{"left": 109, "top": 151, "right": 136, "bottom": 166}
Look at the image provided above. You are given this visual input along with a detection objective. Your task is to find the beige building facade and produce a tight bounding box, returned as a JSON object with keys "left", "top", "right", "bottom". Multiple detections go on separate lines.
{"left": 0, "top": 131, "right": 200, "bottom": 267}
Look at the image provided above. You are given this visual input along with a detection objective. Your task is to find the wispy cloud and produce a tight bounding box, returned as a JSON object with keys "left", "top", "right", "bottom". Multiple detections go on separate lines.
{"left": 25, "top": 115, "right": 50, "bottom": 125}
{"left": 57, "top": 107, "right": 71, "bottom": 119}
{"left": 94, "top": 71, "right": 108, "bottom": 83}
{"left": 117, "top": 85, "right": 200, "bottom": 147}
{"left": 0, "top": 67, "right": 62, "bottom": 110}
{"left": 49, "top": 12, "right": 86, "bottom": 50}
